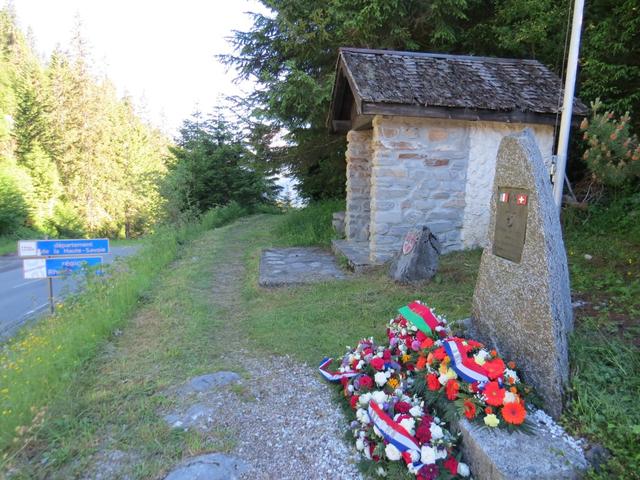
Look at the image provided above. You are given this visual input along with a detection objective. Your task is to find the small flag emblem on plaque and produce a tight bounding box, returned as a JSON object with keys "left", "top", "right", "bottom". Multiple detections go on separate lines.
{"left": 516, "top": 194, "right": 528, "bottom": 205}
{"left": 499, "top": 192, "right": 509, "bottom": 203}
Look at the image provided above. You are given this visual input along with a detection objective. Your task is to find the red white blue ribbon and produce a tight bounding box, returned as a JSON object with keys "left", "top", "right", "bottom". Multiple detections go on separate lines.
{"left": 318, "top": 357, "right": 359, "bottom": 382}
{"left": 443, "top": 339, "right": 489, "bottom": 384}
{"left": 368, "top": 401, "right": 424, "bottom": 471}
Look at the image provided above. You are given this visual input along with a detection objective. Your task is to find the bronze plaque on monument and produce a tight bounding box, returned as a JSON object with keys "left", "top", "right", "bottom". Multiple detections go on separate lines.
{"left": 493, "top": 188, "right": 530, "bottom": 263}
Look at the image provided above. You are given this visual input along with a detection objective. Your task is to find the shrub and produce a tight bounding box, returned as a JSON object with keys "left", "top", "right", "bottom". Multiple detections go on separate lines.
{"left": 580, "top": 99, "right": 640, "bottom": 189}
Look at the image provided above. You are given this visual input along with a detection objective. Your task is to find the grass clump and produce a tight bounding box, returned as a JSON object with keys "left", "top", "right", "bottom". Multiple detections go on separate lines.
{"left": 562, "top": 196, "right": 640, "bottom": 479}
{"left": 0, "top": 203, "right": 246, "bottom": 463}
{"left": 274, "top": 199, "right": 344, "bottom": 247}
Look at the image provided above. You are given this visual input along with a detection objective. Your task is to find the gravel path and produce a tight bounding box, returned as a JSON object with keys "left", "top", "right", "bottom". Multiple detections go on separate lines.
{"left": 164, "top": 219, "right": 362, "bottom": 480}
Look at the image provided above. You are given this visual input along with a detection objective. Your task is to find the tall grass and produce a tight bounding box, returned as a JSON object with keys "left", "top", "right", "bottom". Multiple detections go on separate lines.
{"left": 0, "top": 203, "right": 246, "bottom": 454}
{"left": 274, "top": 199, "right": 344, "bottom": 247}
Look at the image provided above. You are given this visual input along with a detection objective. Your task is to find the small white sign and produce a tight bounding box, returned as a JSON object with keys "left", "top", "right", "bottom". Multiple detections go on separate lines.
{"left": 23, "top": 258, "right": 47, "bottom": 279}
{"left": 18, "top": 240, "right": 37, "bottom": 258}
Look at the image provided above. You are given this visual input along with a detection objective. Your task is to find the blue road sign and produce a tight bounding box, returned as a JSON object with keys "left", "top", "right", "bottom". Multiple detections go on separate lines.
{"left": 45, "top": 257, "right": 103, "bottom": 278}
{"left": 19, "top": 238, "right": 109, "bottom": 257}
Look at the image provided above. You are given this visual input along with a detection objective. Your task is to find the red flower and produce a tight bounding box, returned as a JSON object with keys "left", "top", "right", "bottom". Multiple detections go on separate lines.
{"left": 350, "top": 395, "right": 359, "bottom": 409}
{"left": 417, "top": 464, "right": 439, "bottom": 480}
{"left": 395, "top": 401, "right": 411, "bottom": 414}
{"left": 382, "top": 349, "right": 391, "bottom": 360}
{"left": 426, "top": 373, "right": 440, "bottom": 391}
{"left": 463, "top": 399, "right": 477, "bottom": 419}
{"left": 501, "top": 401, "right": 527, "bottom": 425}
{"left": 484, "top": 358, "right": 505, "bottom": 380}
{"left": 443, "top": 456, "right": 459, "bottom": 475}
{"left": 485, "top": 406, "right": 493, "bottom": 414}
{"left": 483, "top": 381, "right": 506, "bottom": 406}
{"left": 359, "top": 375, "right": 373, "bottom": 390}
{"left": 421, "top": 337, "right": 434, "bottom": 349}
{"left": 445, "top": 379, "right": 459, "bottom": 400}
{"left": 415, "top": 418, "right": 432, "bottom": 444}
{"left": 370, "top": 357, "right": 385, "bottom": 371}
{"left": 433, "top": 347, "right": 447, "bottom": 361}
{"left": 416, "top": 330, "right": 427, "bottom": 342}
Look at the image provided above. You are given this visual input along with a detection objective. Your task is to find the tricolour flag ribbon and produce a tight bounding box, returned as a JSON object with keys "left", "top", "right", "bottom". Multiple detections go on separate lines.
{"left": 318, "top": 357, "right": 359, "bottom": 382}
{"left": 398, "top": 302, "right": 440, "bottom": 335}
{"left": 443, "top": 338, "right": 489, "bottom": 384}
{"left": 368, "top": 401, "right": 424, "bottom": 472}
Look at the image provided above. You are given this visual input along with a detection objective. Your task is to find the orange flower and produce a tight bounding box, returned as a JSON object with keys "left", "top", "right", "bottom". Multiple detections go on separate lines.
{"left": 445, "top": 379, "right": 459, "bottom": 400}
{"left": 490, "top": 349, "right": 498, "bottom": 357}
{"left": 510, "top": 387, "right": 518, "bottom": 394}
{"left": 421, "top": 337, "right": 434, "bottom": 349}
{"left": 463, "top": 399, "right": 477, "bottom": 419}
{"left": 501, "top": 402, "right": 527, "bottom": 425}
{"left": 416, "top": 356, "right": 427, "bottom": 370}
{"left": 483, "top": 381, "right": 506, "bottom": 407}
{"left": 508, "top": 377, "right": 515, "bottom": 385}
{"left": 507, "top": 361, "right": 516, "bottom": 369}
{"left": 484, "top": 358, "right": 505, "bottom": 380}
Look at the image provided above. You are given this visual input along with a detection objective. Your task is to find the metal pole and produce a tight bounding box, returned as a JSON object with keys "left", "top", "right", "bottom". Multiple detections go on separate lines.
{"left": 48, "top": 277, "right": 55, "bottom": 314}
{"left": 553, "top": 0, "right": 585, "bottom": 211}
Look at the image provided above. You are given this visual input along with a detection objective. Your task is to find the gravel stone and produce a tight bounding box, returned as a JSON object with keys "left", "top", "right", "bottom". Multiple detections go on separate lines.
{"left": 164, "top": 453, "right": 248, "bottom": 480}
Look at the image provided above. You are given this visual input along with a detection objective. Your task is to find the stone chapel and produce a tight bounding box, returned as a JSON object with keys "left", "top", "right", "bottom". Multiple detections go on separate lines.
{"left": 328, "top": 48, "right": 587, "bottom": 267}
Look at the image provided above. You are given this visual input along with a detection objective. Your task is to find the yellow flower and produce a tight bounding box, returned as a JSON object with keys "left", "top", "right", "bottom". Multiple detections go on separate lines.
{"left": 446, "top": 368, "right": 457, "bottom": 380}
{"left": 474, "top": 353, "right": 486, "bottom": 366}
{"left": 484, "top": 414, "right": 500, "bottom": 427}
{"left": 401, "top": 354, "right": 411, "bottom": 363}
{"left": 439, "top": 363, "right": 449, "bottom": 375}
{"left": 387, "top": 378, "right": 399, "bottom": 389}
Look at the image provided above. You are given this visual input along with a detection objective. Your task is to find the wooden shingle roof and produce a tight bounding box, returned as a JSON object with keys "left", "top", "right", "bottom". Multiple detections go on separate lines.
{"left": 329, "top": 48, "right": 588, "bottom": 132}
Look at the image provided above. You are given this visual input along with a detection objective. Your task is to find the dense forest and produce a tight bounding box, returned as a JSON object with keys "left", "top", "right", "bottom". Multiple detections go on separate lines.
{"left": 0, "top": 9, "right": 169, "bottom": 238}
{"left": 223, "top": 0, "right": 640, "bottom": 200}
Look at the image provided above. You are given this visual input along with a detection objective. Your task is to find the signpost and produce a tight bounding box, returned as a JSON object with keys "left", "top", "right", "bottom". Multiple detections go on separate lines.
{"left": 18, "top": 239, "right": 109, "bottom": 314}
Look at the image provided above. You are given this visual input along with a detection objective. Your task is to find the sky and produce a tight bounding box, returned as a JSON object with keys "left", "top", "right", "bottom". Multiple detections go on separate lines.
{"left": 13, "top": 0, "right": 267, "bottom": 136}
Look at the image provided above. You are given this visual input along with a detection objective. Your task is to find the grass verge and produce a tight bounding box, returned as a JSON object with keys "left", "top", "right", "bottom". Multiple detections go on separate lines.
{"left": 0, "top": 203, "right": 247, "bottom": 466}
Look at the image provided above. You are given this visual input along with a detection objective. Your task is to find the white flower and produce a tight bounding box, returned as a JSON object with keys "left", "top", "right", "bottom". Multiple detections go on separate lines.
{"left": 347, "top": 384, "right": 354, "bottom": 393}
{"left": 399, "top": 417, "right": 416, "bottom": 436}
{"left": 401, "top": 328, "right": 407, "bottom": 335}
{"left": 420, "top": 446, "right": 436, "bottom": 464}
{"left": 436, "top": 448, "right": 448, "bottom": 460}
{"left": 438, "top": 373, "right": 449, "bottom": 385}
{"left": 505, "top": 368, "right": 519, "bottom": 383}
{"left": 409, "top": 405, "right": 422, "bottom": 417}
{"left": 458, "top": 462, "right": 471, "bottom": 476}
{"left": 376, "top": 466, "right": 387, "bottom": 477}
{"left": 372, "top": 390, "right": 388, "bottom": 405}
{"left": 473, "top": 353, "right": 486, "bottom": 365}
{"left": 374, "top": 372, "right": 388, "bottom": 387}
{"left": 355, "top": 438, "right": 365, "bottom": 451}
{"left": 356, "top": 408, "right": 370, "bottom": 424}
{"left": 504, "top": 391, "right": 517, "bottom": 404}
{"left": 385, "top": 443, "right": 402, "bottom": 461}
{"left": 395, "top": 389, "right": 404, "bottom": 397}
{"left": 359, "top": 393, "right": 372, "bottom": 406}
{"left": 430, "top": 423, "right": 443, "bottom": 440}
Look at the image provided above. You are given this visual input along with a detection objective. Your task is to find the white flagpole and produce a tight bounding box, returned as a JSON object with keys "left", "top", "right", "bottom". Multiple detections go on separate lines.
{"left": 553, "top": 0, "right": 585, "bottom": 211}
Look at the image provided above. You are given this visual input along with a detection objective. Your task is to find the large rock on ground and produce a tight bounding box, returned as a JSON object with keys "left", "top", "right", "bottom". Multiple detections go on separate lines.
{"left": 389, "top": 225, "right": 440, "bottom": 283}
{"left": 472, "top": 129, "right": 572, "bottom": 418}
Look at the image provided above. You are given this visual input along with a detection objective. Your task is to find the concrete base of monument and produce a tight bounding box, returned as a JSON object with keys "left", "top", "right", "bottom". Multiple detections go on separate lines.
{"left": 457, "top": 413, "right": 587, "bottom": 480}
{"left": 331, "top": 239, "right": 381, "bottom": 272}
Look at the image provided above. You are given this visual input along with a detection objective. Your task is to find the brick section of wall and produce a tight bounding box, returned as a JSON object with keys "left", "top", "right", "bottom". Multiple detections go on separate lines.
{"left": 369, "top": 116, "right": 469, "bottom": 263}
{"left": 345, "top": 130, "right": 373, "bottom": 241}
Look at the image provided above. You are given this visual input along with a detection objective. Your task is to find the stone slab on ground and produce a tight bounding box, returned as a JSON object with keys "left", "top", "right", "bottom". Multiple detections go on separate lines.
{"left": 259, "top": 247, "right": 349, "bottom": 287}
{"left": 458, "top": 410, "right": 587, "bottom": 480}
{"left": 331, "top": 239, "right": 378, "bottom": 272}
{"left": 472, "top": 129, "right": 572, "bottom": 418}
{"left": 164, "top": 453, "right": 249, "bottom": 480}
{"left": 164, "top": 403, "right": 215, "bottom": 430}
{"left": 179, "top": 371, "right": 241, "bottom": 395}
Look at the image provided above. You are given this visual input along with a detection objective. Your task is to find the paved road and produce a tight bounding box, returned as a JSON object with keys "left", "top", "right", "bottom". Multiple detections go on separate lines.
{"left": 0, "top": 246, "right": 140, "bottom": 341}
